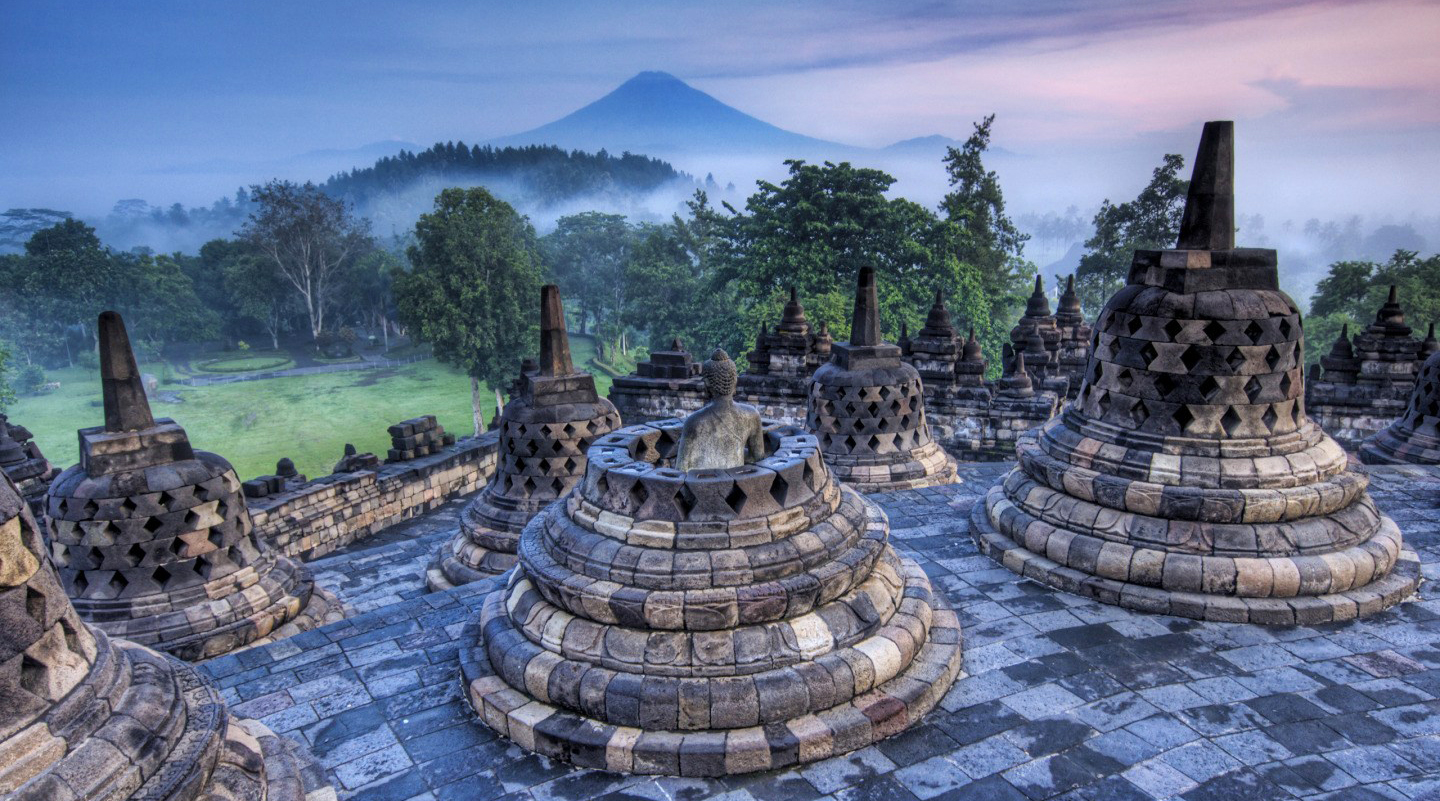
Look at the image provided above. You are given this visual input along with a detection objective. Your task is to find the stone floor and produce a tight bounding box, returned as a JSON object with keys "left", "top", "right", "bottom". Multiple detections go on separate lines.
{"left": 200, "top": 463, "right": 1440, "bottom": 801}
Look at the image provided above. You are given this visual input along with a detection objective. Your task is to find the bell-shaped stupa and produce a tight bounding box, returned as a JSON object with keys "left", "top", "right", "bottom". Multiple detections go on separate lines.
{"left": 806, "top": 267, "right": 956, "bottom": 491}
{"left": 429, "top": 285, "right": 622, "bottom": 589}
{"left": 0, "top": 464, "right": 335, "bottom": 801}
{"left": 457, "top": 408, "right": 962, "bottom": 775}
{"left": 1360, "top": 349, "right": 1440, "bottom": 465}
{"left": 971, "top": 122, "right": 1420, "bottom": 624}
{"left": 44, "top": 312, "right": 340, "bottom": 659}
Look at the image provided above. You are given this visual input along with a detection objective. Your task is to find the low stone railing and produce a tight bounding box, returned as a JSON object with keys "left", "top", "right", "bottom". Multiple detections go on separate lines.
{"left": 249, "top": 432, "right": 499, "bottom": 560}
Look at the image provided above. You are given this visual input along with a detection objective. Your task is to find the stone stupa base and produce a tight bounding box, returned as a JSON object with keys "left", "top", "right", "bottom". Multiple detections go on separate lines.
{"left": 426, "top": 499, "right": 524, "bottom": 591}
{"left": 78, "top": 556, "right": 345, "bottom": 662}
{"left": 10, "top": 627, "right": 335, "bottom": 801}
{"left": 971, "top": 485, "right": 1421, "bottom": 625}
{"left": 1359, "top": 429, "right": 1440, "bottom": 466}
{"left": 826, "top": 440, "right": 958, "bottom": 493}
{"left": 458, "top": 555, "right": 962, "bottom": 777}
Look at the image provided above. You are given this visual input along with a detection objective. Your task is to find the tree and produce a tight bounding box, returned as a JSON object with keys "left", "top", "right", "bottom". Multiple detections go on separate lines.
{"left": 394, "top": 187, "right": 545, "bottom": 434}
{"left": 543, "top": 212, "right": 633, "bottom": 350}
{"left": 1310, "top": 250, "right": 1440, "bottom": 332}
{"left": 941, "top": 115, "right": 1033, "bottom": 326}
{"left": 215, "top": 241, "right": 293, "bottom": 350}
{"left": 698, "top": 160, "right": 994, "bottom": 360}
{"left": 21, "top": 218, "right": 115, "bottom": 364}
{"left": 347, "top": 247, "right": 405, "bottom": 348}
{"left": 1075, "top": 153, "right": 1188, "bottom": 314}
{"left": 240, "top": 180, "right": 372, "bottom": 342}
{"left": 0, "top": 341, "right": 15, "bottom": 413}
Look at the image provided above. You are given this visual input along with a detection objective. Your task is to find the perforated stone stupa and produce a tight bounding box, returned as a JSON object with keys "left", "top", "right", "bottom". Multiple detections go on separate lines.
{"left": 458, "top": 418, "right": 962, "bottom": 775}
{"left": 807, "top": 268, "right": 957, "bottom": 491}
{"left": 429, "top": 285, "right": 621, "bottom": 589}
{"left": 1360, "top": 348, "right": 1440, "bottom": 465}
{"left": 1307, "top": 286, "right": 1427, "bottom": 449}
{"left": 0, "top": 414, "right": 57, "bottom": 518}
{"left": 0, "top": 469, "right": 335, "bottom": 801}
{"left": 44, "top": 311, "right": 340, "bottom": 660}
{"left": 971, "top": 122, "right": 1421, "bottom": 624}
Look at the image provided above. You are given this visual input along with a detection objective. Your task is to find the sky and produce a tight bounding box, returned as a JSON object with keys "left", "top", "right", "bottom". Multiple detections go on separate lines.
{"left": 3, "top": 0, "right": 1438, "bottom": 232}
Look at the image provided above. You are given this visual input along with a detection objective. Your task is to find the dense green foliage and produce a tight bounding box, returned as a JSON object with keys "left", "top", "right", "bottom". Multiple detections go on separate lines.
{"left": 1308, "top": 250, "right": 1440, "bottom": 349}
{"left": 1075, "top": 153, "right": 1189, "bottom": 314}
{"left": 393, "top": 187, "right": 545, "bottom": 431}
{"left": 543, "top": 124, "right": 1028, "bottom": 370}
{"left": 325, "top": 143, "right": 684, "bottom": 208}
{"left": 0, "top": 341, "right": 16, "bottom": 413}
{"left": 0, "top": 219, "right": 218, "bottom": 367}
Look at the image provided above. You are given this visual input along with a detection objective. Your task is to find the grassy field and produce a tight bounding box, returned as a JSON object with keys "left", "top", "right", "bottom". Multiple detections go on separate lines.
{"left": 10, "top": 336, "right": 612, "bottom": 482}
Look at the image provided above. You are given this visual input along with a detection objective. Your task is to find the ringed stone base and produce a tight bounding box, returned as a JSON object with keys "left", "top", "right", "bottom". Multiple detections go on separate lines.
{"left": 970, "top": 487, "right": 1421, "bottom": 625}
{"left": 427, "top": 500, "right": 524, "bottom": 591}
{"left": 825, "top": 440, "right": 958, "bottom": 493}
{"left": 459, "top": 554, "right": 962, "bottom": 776}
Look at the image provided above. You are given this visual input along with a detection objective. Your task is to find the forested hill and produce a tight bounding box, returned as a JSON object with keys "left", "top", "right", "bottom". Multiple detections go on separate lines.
{"left": 61, "top": 143, "right": 695, "bottom": 255}
{"left": 324, "top": 143, "right": 688, "bottom": 207}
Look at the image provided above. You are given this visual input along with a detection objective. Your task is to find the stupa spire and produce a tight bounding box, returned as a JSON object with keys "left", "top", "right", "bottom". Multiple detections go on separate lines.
{"left": 98, "top": 310, "right": 155, "bottom": 433}
{"left": 850, "top": 266, "right": 881, "bottom": 346}
{"left": 538, "top": 284, "right": 574, "bottom": 377}
{"left": 1176, "top": 120, "right": 1235, "bottom": 251}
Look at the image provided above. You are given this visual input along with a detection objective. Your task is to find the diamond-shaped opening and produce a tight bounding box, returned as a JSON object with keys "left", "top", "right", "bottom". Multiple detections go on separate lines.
{"left": 1153, "top": 373, "right": 1176, "bottom": 399}
{"left": 184, "top": 510, "right": 201, "bottom": 528}
{"left": 1097, "top": 391, "right": 1112, "bottom": 417}
{"left": 1244, "top": 376, "right": 1263, "bottom": 403}
{"left": 1139, "top": 342, "right": 1158, "bottom": 366}
{"left": 157, "top": 491, "right": 174, "bottom": 509}
{"left": 725, "top": 483, "right": 747, "bottom": 514}
{"left": 59, "top": 619, "right": 80, "bottom": 653}
{"left": 1172, "top": 405, "right": 1194, "bottom": 433}
{"left": 876, "top": 417, "right": 890, "bottom": 432}
{"left": 563, "top": 457, "right": 578, "bottom": 473}
{"left": 628, "top": 480, "right": 648, "bottom": 511}
{"left": 1204, "top": 320, "right": 1227, "bottom": 342}
{"left": 520, "top": 476, "right": 537, "bottom": 498}
{"left": 19, "top": 654, "right": 46, "bottom": 697}
{"left": 169, "top": 537, "right": 187, "bottom": 557}
{"left": 1262, "top": 405, "right": 1279, "bottom": 432}
{"left": 525, "top": 439, "right": 539, "bottom": 456}
{"left": 802, "top": 460, "right": 818, "bottom": 490}
{"left": 1115, "top": 368, "right": 1133, "bottom": 390}
{"left": 1126, "top": 314, "right": 1144, "bottom": 335}
{"left": 1130, "top": 400, "right": 1150, "bottom": 426}
{"left": 1244, "top": 321, "right": 1265, "bottom": 343}
{"left": 878, "top": 386, "right": 891, "bottom": 400}
{"left": 120, "top": 497, "right": 138, "bottom": 516}
{"left": 1199, "top": 376, "right": 1221, "bottom": 402}
{"left": 126, "top": 543, "right": 146, "bottom": 567}
{"left": 843, "top": 435, "right": 858, "bottom": 451}
{"left": 24, "top": 586, "right": 45, "bottom": 624}
{"left": 769, "top": 474, "right": 789, "bottom": 507}
{"left": 1279, "top": 319, "right": 1292, "bottom": 338}
{"left": 676, "top": 484, "right": 696, "bottom": 516}
{"left": 868, "top": 434, "right": 883, "bottom": 452}
{"left": 71, "top": 571, "right": 88, "bottom": 595}
{"left": 108, "top": 571, "right": 128, "bottom": 596}
{"left": 152, "top": 565, "right": 172, "bottom": 588}
{"left": 1164, "top": 319, "right": 1184, "bottom": 339}
{"left": 1227, "top": 348, "right": 1248, "bottom": 373}
{"left": 83, "top": 499, "right": 98, "bottom": 517}
{"left": 1266, "top": 346, "right": 1282, "bottom": 370}
{"left": 1180, "top": 347, "right": 1201, "bottom": 373}
{"left": 1221, "top": 406, "right": 1243, "bottom": 435}
{"left": 550, "top": 477, "right": 566, "bottom": 496}
{"left": 209, "top": 528, "right": 226, "bottom": 549}
{"left": 562, "top": 422, "right": 577, "bottom": 437}
{"left": 867, "top": 402, "right": 879, "bottom": 417}
{"left": 143, "top": 516, "right": 163, "bottom": 535}
{"left": 595, "top": 474, "right": 609, "bottom": 496}
{"left": 1280, "top": 372, "right": 1293, "bottom": 397}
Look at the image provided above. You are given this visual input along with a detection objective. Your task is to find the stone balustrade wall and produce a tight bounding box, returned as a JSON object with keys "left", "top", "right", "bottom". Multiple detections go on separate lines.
{"left": 250, "top": 432, "right": 499, "bottom": 560}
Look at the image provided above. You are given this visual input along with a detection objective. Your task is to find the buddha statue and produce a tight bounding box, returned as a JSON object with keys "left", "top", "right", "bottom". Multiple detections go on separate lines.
{"left": 676, "top": 348, "right": 765, "bottom": 469}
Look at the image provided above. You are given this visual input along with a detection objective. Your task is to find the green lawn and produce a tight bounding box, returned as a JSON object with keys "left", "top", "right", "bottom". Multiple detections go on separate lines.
{"left": 10, "top": 335, "right": 612, "bottom": 482}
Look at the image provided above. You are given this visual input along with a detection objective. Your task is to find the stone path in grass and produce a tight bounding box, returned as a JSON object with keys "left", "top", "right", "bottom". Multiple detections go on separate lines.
{"left": 201, "top": 462, "right": 1440, "bottom": 801}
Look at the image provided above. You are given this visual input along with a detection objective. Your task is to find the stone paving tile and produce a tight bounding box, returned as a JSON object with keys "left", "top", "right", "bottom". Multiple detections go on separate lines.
{"left": 200, "top": 464, "right": 1440, "bottom": 800}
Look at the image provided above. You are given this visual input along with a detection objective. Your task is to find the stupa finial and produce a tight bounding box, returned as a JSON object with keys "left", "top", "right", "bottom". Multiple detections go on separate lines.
{"left": 98, "top": 311, "right": 155, "bottom": 433}
{"left": 850, "top": 266, "right": 881, "bottom": 346}
{"left": 538, "top": 284, "right": 574, "bottom": 377}
{"left": 1176, "top": 120, "right": 1235, "bottom": 251}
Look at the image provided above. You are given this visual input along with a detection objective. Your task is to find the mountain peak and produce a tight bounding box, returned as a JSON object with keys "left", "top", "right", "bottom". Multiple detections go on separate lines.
{"left": 489, "top": 71, "right": 848, "bottom": 155}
